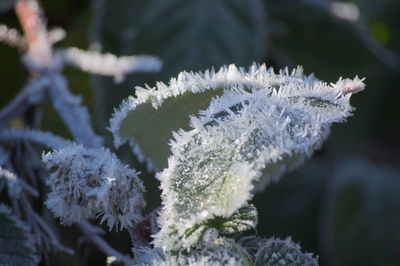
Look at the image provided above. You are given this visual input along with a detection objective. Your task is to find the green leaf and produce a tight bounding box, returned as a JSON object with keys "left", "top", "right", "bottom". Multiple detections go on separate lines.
{"left": 92, "top": 0, "right": 267, "bottom": 141}
{"left": 320, "top": 158, "right": 400, "bottom": 266}
{"left": 0, "top": 204, "right": 39, "bottom": 266}
{"left": 98, "top": 0, "right": 267, "bottom": 72}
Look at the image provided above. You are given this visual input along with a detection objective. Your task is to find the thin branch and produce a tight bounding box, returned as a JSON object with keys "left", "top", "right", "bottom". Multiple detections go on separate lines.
{"left": 0, "top": 77, "right": 48, "bottom": 129}
{"left": 20, "top": 193, "right": 75, "bottom": 254}
{"left": 0, "top": 24, "right": 26, "bottom": 48}
{"left": 14, "top": 0, "right": 52, "bottom": 66}
{"left": 62, "top": 47, "right": 162, "bottom": 82}
{"left": 0, "top": 166, "right": 39, "bottom": 197}
{"left": 78, "top": 220, "right": 132, "bottom": 265}
{"left": 0, "top": 128, "right": 74, "bottom": 149}
{"left": 48, "top": 74, "right": 103, "bottom": 148}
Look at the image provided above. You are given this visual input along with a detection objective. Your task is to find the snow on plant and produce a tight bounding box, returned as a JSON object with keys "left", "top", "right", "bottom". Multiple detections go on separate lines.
{"left": 111, "top": 63, "right": 364, "bottom": 251}
{"left": 43, "top": 145, "right": 145, "bottom": 230}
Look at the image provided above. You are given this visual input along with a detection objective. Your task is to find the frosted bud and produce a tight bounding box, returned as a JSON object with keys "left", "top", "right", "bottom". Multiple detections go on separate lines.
{"left": 43, "top": 145, "right": 145, "bottom": 230}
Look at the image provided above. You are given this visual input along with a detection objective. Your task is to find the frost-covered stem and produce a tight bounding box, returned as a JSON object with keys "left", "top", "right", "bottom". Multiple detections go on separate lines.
{"left": 20, "top": 193, "right": 75, "bottom": 254}
{"left": 0, "top": 128, "right": 74, "bottom": 149}
{"left": 0, "top": 24, "right": 25, "bottom": 48}
{"left": 48, "top": 74, "right": 103, "bottom": 147}
{"left": 78, "top": 220, "right": 132, "bottom": 265}
{"left": 0, "top": 77, "right": 48, "bottom": 128}
{"left": 14, "top": 0, "right": 52, "bottom": 66}
{"left": 128, "top": 207, "right": 160, "bottom": 248}
{"left": 0, "top": 90, "right": 30, "bottom": 128}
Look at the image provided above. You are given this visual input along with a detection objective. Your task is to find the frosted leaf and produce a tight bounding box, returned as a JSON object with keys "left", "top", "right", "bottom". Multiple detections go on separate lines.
{"left": 252, "top": 237, "right": 318, "bottom": 266}
{"left": 110, "top": 63, "right": 317, "bottom": 171}
{"left": 0, "top": 204, "right": 40, "bottom": 266}
{"left": 43, "top": 145, "right": 145, "bottom": 230}
{"left": 136, "top": 238, "right": 251, "bottom": 266}
{"left": 154, "top": 72, "right": 364, "bottom": 250}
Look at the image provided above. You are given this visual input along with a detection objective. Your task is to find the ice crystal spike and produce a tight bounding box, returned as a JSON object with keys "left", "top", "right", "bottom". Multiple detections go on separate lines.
{"left": 43, "top": 145, "right": 145, "bottom": 230}
{"left": 110, "top": 63, "right": 318, "bottom": 171}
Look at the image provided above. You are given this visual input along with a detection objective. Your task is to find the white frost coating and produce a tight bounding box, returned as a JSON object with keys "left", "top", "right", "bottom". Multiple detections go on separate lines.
{"left": 49, "top": 75, "right": 103, "bottom": 148}
{"left": 0, "top": 167, "right": 38, "bottom": 197}
{"left": 152, "top": 68, "right": 364, "bottom": 250}
{"left": 63, "top": 47, "right": 162, "bottom": 82}
{"left": 0, "top": 128, "right": 74, "bottom": 149}
{"left": 0, "top": 24, "right": 25, "bottom": 48}
{"left": 0, "top": 167, "right": 22, "bottom": 196}
{"left": 0, "top": 204, "right": 40, "bottom": 265}
{"left": 43, "top": 145, "right": 145, "bottom": 230}
{"left": 109, "top": 63, "right": 317, "bottom": 169}
{"left": 136, "top": 238, "right": 249, "bottom": 266}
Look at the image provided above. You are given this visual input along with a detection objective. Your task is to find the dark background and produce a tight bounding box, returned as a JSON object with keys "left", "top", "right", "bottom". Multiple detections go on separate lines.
{"left": 1, "top": 0, "right": 400, "bottom": 265}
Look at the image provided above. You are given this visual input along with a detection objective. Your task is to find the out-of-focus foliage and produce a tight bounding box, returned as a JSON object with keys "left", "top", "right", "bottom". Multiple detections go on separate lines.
{"left": 255, "top": 157, "right": 400, "bottom": 266}
{"left": 90, "top": 0, "right": 268, "bottom": 132}
{"left": 0, "top": 204, "right": 39, "bottom": 266}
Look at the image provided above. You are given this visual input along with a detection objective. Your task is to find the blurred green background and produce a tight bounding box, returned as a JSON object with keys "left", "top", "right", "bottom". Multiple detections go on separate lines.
{"left": 1, "top": 0, "right": 400, "bottom": 265}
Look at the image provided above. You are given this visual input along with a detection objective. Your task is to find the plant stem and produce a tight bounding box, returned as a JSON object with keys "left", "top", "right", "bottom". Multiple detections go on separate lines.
{"left": 14, "top": 0, "right": 52, "bottom": 66}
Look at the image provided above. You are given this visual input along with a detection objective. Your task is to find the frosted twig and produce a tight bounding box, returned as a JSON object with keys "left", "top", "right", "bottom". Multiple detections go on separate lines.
{"left": 48, "top": 74, "right": 103, "bottom": 148}
{"left": 0, "top": 128, "right": 74, "bottom": 149}
{"left": 62, "top": 47, "right": 162, "bottom": 82}
{"left": 0, "top": 24, "right": 25, "bottom": 48}
{"left": 78, "top": 220, "right": 132, "bottom": 265}
{"left": 20, "top": 193, "right": 75, "bottom": 254}
{"left": 300, "top": 0, "right": 399, "bottom": 69}
{"left": 47, "top": 27, "right": 65, "bottom": 44}
{"left": 15, "top": 0, "right": 52, "bottom": 66}
{"left": 0, "top": 77, "right": 48, "bottom": 128}
{"left": 0, "top": 167, "right": 38, "bottom": 197}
